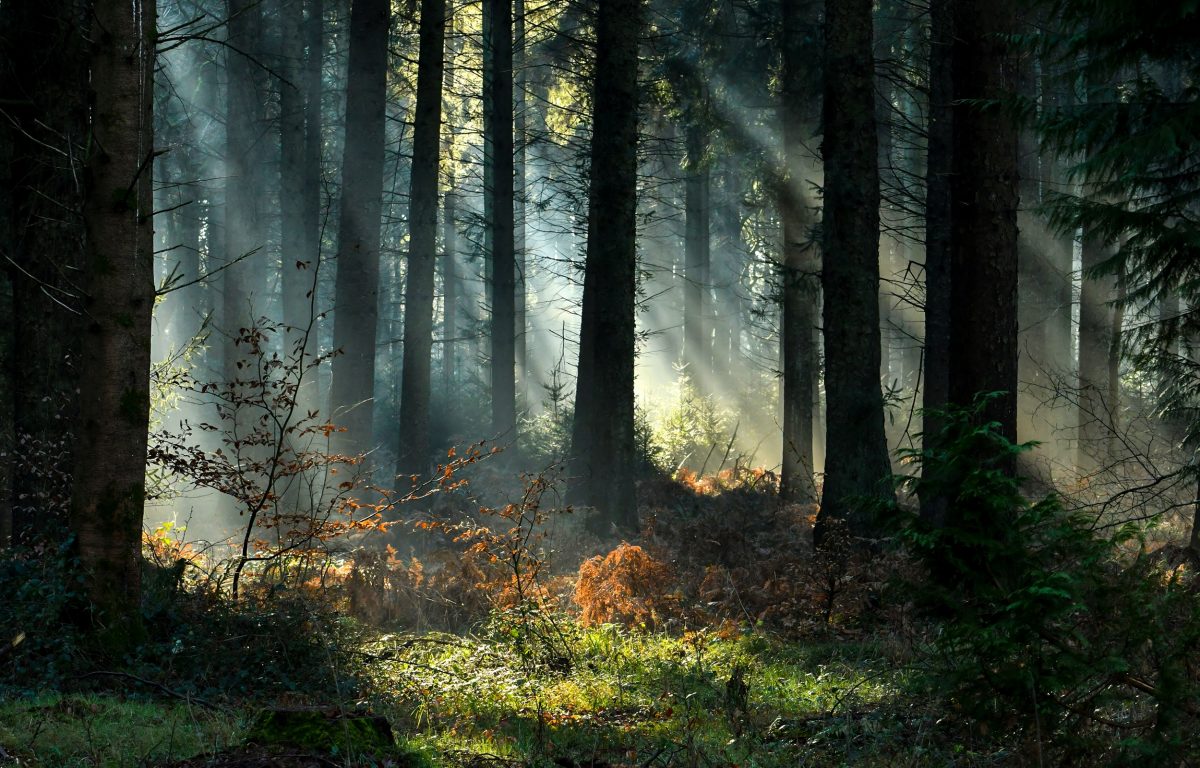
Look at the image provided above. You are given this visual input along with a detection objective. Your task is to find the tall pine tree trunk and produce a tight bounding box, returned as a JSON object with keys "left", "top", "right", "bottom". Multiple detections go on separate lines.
{"left": 398, "top": 0, "right": 448, "bottom": 475}
{"left": 778, "top": 0, "right": 819, "bottom": 504}
{"left": 570, "top": 0, "right": 642, "bottom": 531}
{"left": 280, "top": 0, "right": 315, "bottom": 376}
{"left": 329, "top": 0, "right": 390, "bottom": 456}
{"left": 921, "top": 0, "right": 953, "bottom": 523}
{"left": 683, "top": 124, "right": 711, "bottom": 381}
{"left": 816, "top": 0, "right": 892, "bottom": 543}
{"left": 223, "top": 0, "right": 267, "bottom": 382}
{"left": 489, "top": 0, "right": 517, "bottom": 443}
{"left": 514, "top": 0, "right": 528, "bottom": 404}
{"left": 948, "top": 0, "right": 1020, "bottom": 444}
{"left": 73, "top": 0, "right": 156, "bottom": 648}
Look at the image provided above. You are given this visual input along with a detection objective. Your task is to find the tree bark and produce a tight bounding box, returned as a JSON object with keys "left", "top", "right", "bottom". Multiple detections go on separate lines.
{"left": 223, "top": 0, "right": 267, "bottom": 382}
{"left": 947, "top": 0, "right": 1020, "bottom": 446}
{"left": 778, "top": 0, "right": 820, "bottom": 504}
{"left": 398, "top": 0, "right": 448, "bottom": 475}
{"left": 73, "top": 0, "right": 156, "bottom": 649}
{"left": 514, "top": 0, "right": 528, "bottom": 405}
{"left": 816, "top": 0, "right": 892, "bottom": 543}
{"left": 920, "top": 0, "right": 953, "bottom": 524}
{"left": 683, "top": 124, "right": 711, "bottom": 383}
{"left": 570, "top": 0, "right": 642, "bottom": 531}
{"left": 280, "top": 0, "right": 316, "bottom": 384}
{"left": 489, "top": 0, "right": 517, "bottom": 443}
{"left": 329, "top": 0, "right": 390, "bottom": 457}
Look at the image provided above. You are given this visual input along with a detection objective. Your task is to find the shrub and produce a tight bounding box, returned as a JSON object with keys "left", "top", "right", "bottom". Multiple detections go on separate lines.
{"left": 893, "top": 397, "right": 1200, "bottom": 764}
{"left": 575, "top": 543, "right": 678, "bottom": 630}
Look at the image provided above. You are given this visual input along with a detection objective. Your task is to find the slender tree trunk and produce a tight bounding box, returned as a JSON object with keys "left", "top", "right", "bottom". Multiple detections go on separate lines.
{"left": 443, "top": 186, "right": 458, "bottom": 389}
{"left": 73, "top": 0, "right": 156, "bottom": 648}
{"left": 947, "top": 0, "right": 1020, "bottom": 446}
{"left": 778, "top": 0, "right": 820, "bottom": 504}
{"left": 329, "top": 0, "right": 390, "bottom": 456}
{"left": 489, "top": 0, "right": 517, "bottom": 442}
{"left": 683, "top": 124, "right": 711, "bottom": 383}
{"left": 280, "top": 0, "right": 312, "bottom": 367}
{"left": 1077, "top": 75, "right": 1118, "bottom": 473}
{"left": 514, "top": 0, "right": 528, "bottom": 404}
{"left": 223, "top": 0, "right": 267, "bottom": 382}
{"left": 922, "top": 0, "right": 952, "bottom": 426}
{"left": 398, "top": 0, "right": 448, "bottom": 475}
{"left": 816, "top": 0, "right": 892, "bottom": 543}
{"left": 570, "top": 0, "right": 642, "bottom": 531}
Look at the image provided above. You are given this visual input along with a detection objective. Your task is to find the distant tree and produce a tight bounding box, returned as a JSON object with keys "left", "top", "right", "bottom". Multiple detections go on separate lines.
{"left": 72, "top": 0, "right": 156, "bottom": 649}
{"left": 398, "top": 0, "right": 448, "bottom": 476}
{"left": 279, "top": 0, "right": 323, "bottom": 414}
{"left": 329, "top": 0, "right": 390, "bottom": 457}
{"left": 816, "top": 0, "right": 892, "bottom": 544}
{"left": 223, "top": 0, "right": 268, "bottom": 382}
{"left": 778, "top": 0, "right": 821, "bottom": 504}
{"left": 570, "top": 0, "right": 643, "bottom": 532}
{"left": 489, "top": 0, "right": 518, "bottom": 444}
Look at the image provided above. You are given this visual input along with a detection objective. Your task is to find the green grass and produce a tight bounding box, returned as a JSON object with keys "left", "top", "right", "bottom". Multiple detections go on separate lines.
{"left": 0, "top": 625, "right": 1001, "bottom": 767}
{"left": 362, "top": 624, "right": 989, "bottom": 768}
{"left": 0, "top": 693, "right": 242, "bottom": 767}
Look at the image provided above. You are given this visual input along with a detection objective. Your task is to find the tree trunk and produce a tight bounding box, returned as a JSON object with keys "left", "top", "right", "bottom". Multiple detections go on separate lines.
{"left": 514, "top": 0, "right": 528, "bottom": 405}
{"left": 778, "top": 0, "right": 820, "bottom": 504}
{"left": 1077, "top": 75, "right": 1118, "bottom": 474}
{"left": 683, "top": 124, "right": 711, "bottom": 383}
{"left": 920, "top": 0, "right": 954, "bottom": 526}
{"left": 570, "top": 0, "right": 642, "bottom": 532}
{"left": 280, "top": 0, "right": 314, "bottom": 375}
{"left": 223, "top": 0, "right": 267, "bottom": 382}
{"left": 948, "top": 0, "right": 1020, "bottom": 445}
{"left": 73, "top": 0, "right": 156, "bottom": 649}
{"left": 301, "top": 0, "right": 324, "bottom": 408}
{"left": 489, "top": 0, "right": 517, "bottom": 443}
{"left": 329, "top": 0, "right": 390, "bottom": 457}
{"left": 816, "top": 0, "right": 892, "bottom": 543}
{"left": 398, "top": 0, "right": 448, "bottom": 476}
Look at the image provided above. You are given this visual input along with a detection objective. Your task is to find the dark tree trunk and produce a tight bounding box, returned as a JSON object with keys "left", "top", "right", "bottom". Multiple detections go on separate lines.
{"left": 514, "top": 0, "right": 528, "bottom": 404}
{"left": 816, "top": 0, "right": 892, "bottom": 543}
{"left": 442, "top": 186, "right": 458, "bottom": 389}
{"left": 778, "top": 0, "right": 820, "bottom": 504}
{"left": 570, "top": 0, "right": 642, "bottom": 531}
{"left": 329, "top": 0, "right": 390, "bottom": 456}
{"left": 280, "top": 0, "right": 315, "bottom": 377}
{"left": 947, "top": 0, "right": 1020, "bottom": 446}
{"left": 920, "top": 0, "right": 953, "bottom": 524}
{"left": 489, "top": 0, "right": 517, "bottom": 443}
{"left": 398, "top": 0, "right": 448, "bottom": 475}
{"left": 73, "top": 0, "right": 156, "bottom": 649}
{"left": 683, "top": 125, "right": 711, "bottom": 382}
{"left": 0, "top": 0, "right": 90, "bottom": 541}
{"left": 223, "top": 0, "right": 267, "bottom": 382}
{"left": 1077, "top": 227, "right": 1114, "bottom": 470}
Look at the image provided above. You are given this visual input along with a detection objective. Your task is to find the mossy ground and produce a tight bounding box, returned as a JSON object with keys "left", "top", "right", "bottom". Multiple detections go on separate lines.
{"left": 0, "top": 626, "right": 996, "bottom": 767}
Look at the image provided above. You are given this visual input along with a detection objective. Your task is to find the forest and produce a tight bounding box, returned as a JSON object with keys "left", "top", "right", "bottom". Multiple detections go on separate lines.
{"left": 1, "top": 0, "right": 1199, "bottom": 764}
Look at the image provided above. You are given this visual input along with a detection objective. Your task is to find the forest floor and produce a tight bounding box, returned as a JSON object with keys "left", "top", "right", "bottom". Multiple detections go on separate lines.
{"left": 0, "top": 624, "right": 1006, "bottom": 768}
